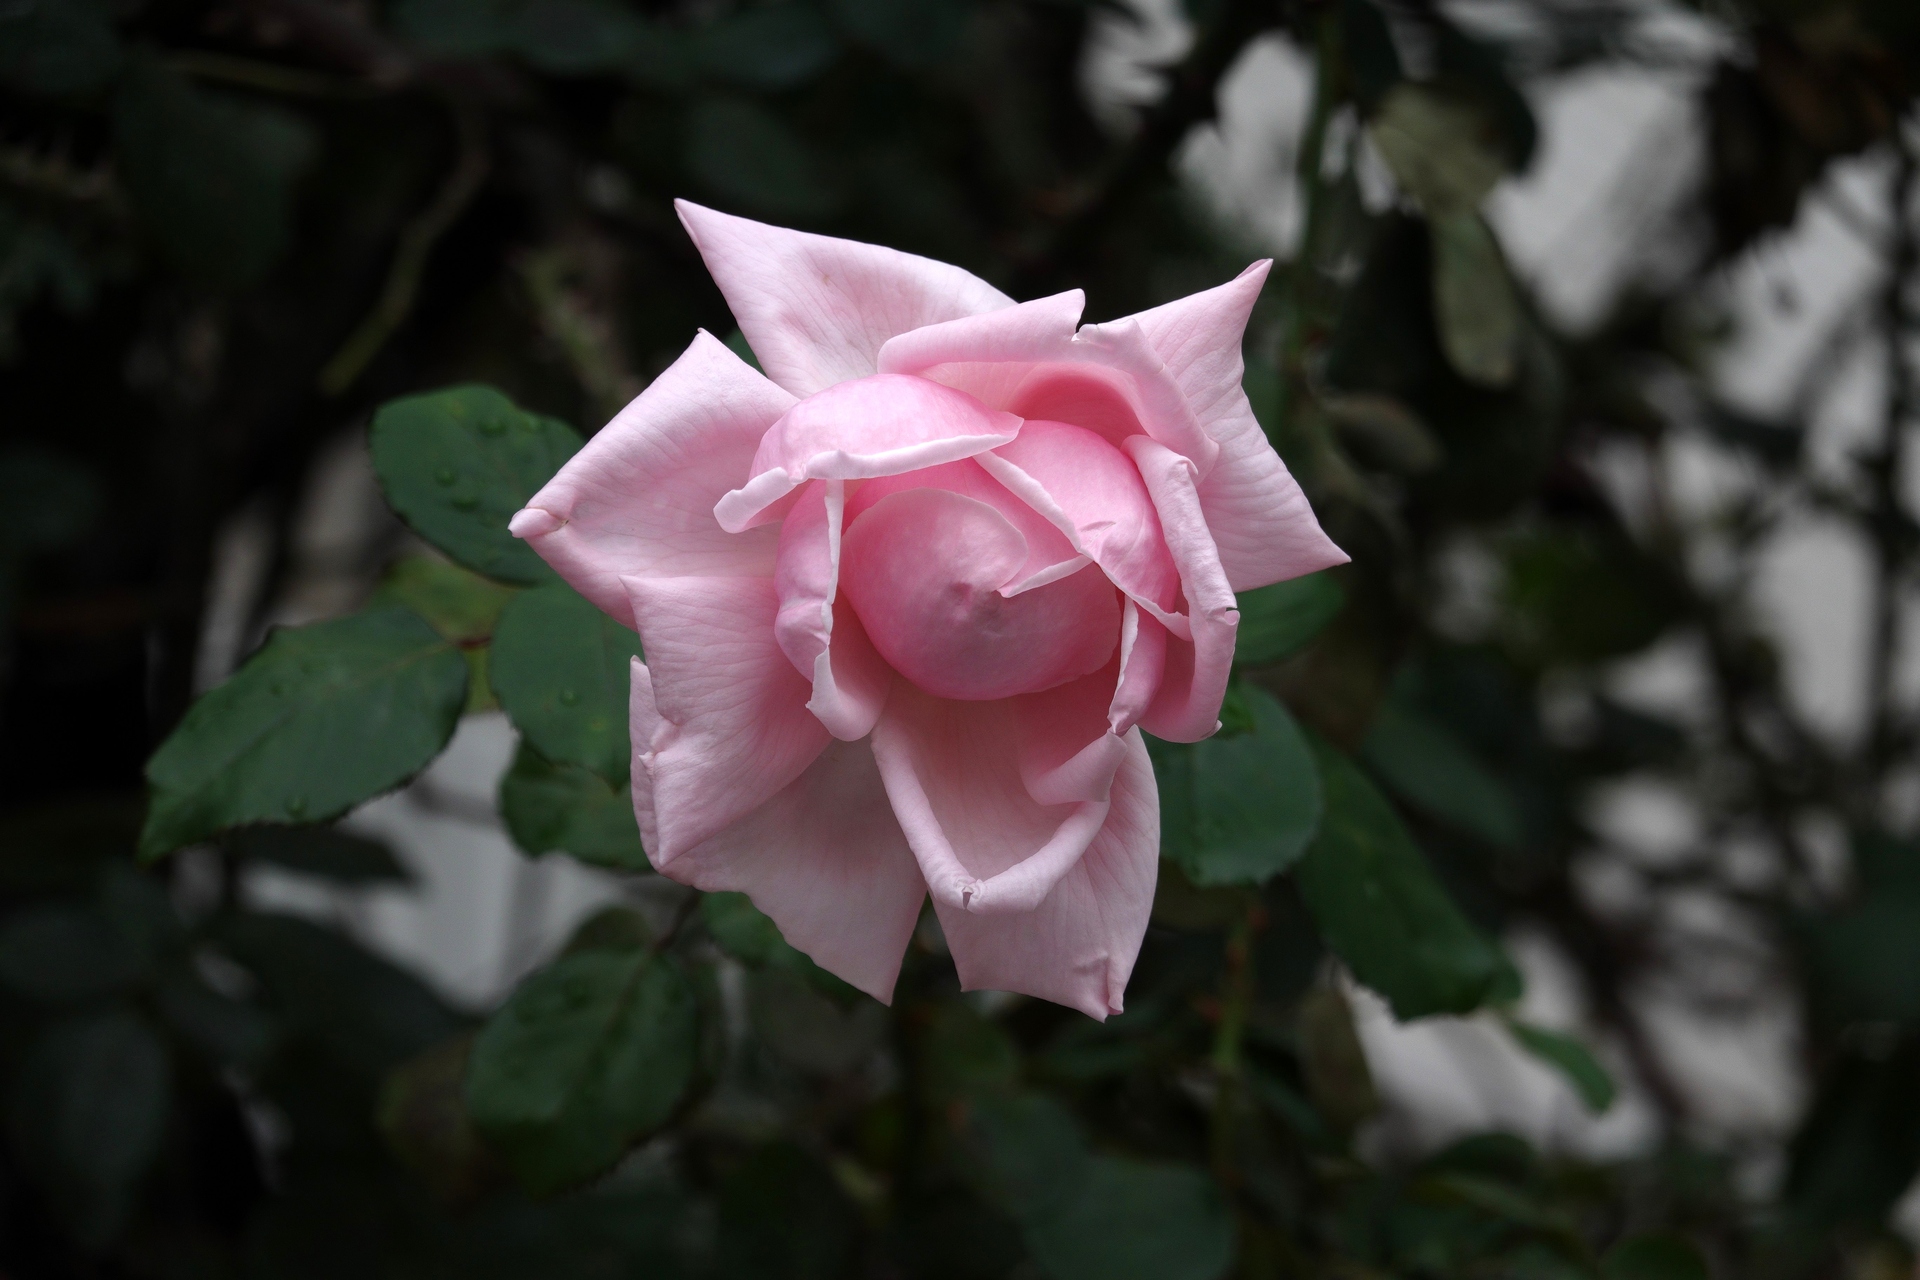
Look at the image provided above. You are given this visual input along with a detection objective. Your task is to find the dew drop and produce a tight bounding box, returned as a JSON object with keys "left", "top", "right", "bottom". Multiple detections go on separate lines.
{"left": 559, "top": 688, "right": 580, "bottom": 706}
{"left": 478, "top": 416, "right": 508, "bottom": 436}
{"left": 434, "top": 467, "right": 457, "bottom": 486}
{"left": 452, "top": 494, "right": 479, "bottom": 511}
{"left": 285, "top": 796, "right": 308, "bottom": 818}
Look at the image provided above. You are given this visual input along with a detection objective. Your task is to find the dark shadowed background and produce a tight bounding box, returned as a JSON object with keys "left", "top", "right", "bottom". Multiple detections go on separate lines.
{"left": 2, "top": 0, "right": 1919, "bottom": 1277}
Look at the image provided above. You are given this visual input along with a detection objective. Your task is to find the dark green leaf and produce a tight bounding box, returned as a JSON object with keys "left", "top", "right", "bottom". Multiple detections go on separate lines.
{"left": 8, "top": 1009, "right": 170, "bottom": 1249}
{"left": 960, "top": 1092, "right": 1090, "bottom": 1222}
{"left": 717, "top": 1143, "right": 859, "bottom": 1280}
{"left": 1601, "top": 1232, "right": 1709, "bottom": 1280}
{"left": 140, "top": 607, "right": 468, "bottom": 859}
{"left": 921, "top": 1001, "right": 1021, "bottom": 1104}
{"left": 1234, "top": 572, "right": 1344, "bottom": 666}
{"left": 1430, "top": 210, "right": 1519, "bottom": 387}
{"left": 490, "top": 581, "right": 641, "bottom": 783}
{"left": 1505, "top": 1020, "right": 1615, "bottom": 1113}
{"left": 499, "top": 741, "right": 645, "bottom": 870}
{"left": 685, "top": 95, "right": 843, "bottom": 219}
{"left": 230, "top": 824, "right": 413, "bottom": 885}
{"left": 828, "top": 0, "right": 967, "bottom": 69}
{"left": 372, "top": 555, "right": 519, "bottom": 644}
{"left": 1155, "top": 688, "right": 1322, "bottom": 886}
{"left": 1368, "top": 82, "right": 1507, "bottom": 212}
{"left": 219, "top": 912, "right": 463, "bottom": 1076}
{"left": 1024, "top": 1157, "right": 1235, "bottom": 1280}
{"left": 466, "top": 945, "right": 698, "bottom": 1195}
{"left": 0, "top": 905, "right": 144, "bottom": 1003}
{"left": 0, "top": 0, "right": 122, "bottom": 96}
{"left": 113, "top": 60, "right": 315, "bottom": 290}
{"left": 1294, "top": 737, "right": 1516, "bottom": 1018}
{"left": 748, "top": 964, "right": 885, "bottom": 1074}
{"left": 697, "top": 4, "right": 839, "bottom": 89}
{"left": 369, "top": 385, "right": 583, "bottom": 586}
{"left": 1362, "top": 700, "right": 1523, "bottom": 849}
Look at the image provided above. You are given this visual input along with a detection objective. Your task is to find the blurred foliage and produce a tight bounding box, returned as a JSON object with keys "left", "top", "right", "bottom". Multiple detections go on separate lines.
{"left": 2, "top": 0, "right": 1920, "bottom": 1277}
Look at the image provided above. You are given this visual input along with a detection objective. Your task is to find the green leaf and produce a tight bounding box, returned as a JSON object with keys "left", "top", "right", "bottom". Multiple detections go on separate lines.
{"left": 828, "top": 0, "right": 967, "bottom": 69}
{"left": 920, "top": 1001, "right": 1020, "bottom": 1104}
{"left": 113, "top": 60, "right": 315, "bottom": 290}
{"left": 1362, "top": 700, "right": 1523, "bottom": 850}
{"left": 8, "top": 1009, "right": 171, "bottom": 1250}
{"left": 1234, "top": 572, "right": 1344, "bottom": 667}
{"left": 466, "top": 945, "right": 698, "bottom": 1195}
{"left": 229, "top": 824, "right": 413, "bottom": 885}
{"left": 1024, "top": 1157, "right": 1235, "bottom": 1280}
{"left": 372, "top": 555, "right": 519, "bottom": 643}
{"left": 1506, "top": 1020, "right": 1615, "bottom": 1113}
{"left": 696, "top": 4, "right": 839, "bottom": 89}
{"left": 1154, "top": 688, "right": 1322, "bottom": 887}
{"left": 140, "top": 607, "right": 468, "bottom": 860}
{"left": 369, "top": 385, "right": 583, "bottom": 586}
{"left": 0, "top": 0, "right": 122, "bottom": 96}
{"left": 0, "top": 905, "right": 145, "bottom": 1004}
{"left": 1430, "top": 209, "right": 1519, "bottom": 387}
{"left": 960, "top": 1092, "right": 1090, "bottom": 1222}
{"left": 1601, "top": 1232, "right": 1708, "bottom": 1280}
{"left": 490, "top": 581, "right": 642, "bottom": 783}
{"left": 499, "top": 742, "right": 645, "bottom": 871}
{"left": 1368, "top": 82, "right": 1507, "bottom": 213}
{"left": 1294, "top": 737, "right": 1516, "bottom": 1019}
{"left": 685, "top": 95, "right": 843, "bottom": 219}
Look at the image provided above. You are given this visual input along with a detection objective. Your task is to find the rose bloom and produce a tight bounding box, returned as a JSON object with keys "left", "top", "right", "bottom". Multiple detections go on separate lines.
{"left": 511, "top": 203, "right": 1345, "bottom": 1018}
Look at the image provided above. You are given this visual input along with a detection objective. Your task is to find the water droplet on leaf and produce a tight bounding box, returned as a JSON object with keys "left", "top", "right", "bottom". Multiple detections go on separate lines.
{"left": 285, "top": 796, "right": 308, "bottom": 817}
{"left": 434, "top": 467, "right": 457, "bottom": 486}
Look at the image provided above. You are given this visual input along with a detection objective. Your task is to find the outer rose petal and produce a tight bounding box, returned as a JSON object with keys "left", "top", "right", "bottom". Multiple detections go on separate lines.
{"left": 630, "top": 699, "right": 926, "bottom": 1005}
{"left": 937, "top": 730, "right": 1159, "bottom": 1021}
{"left": 715, "top": 375, "right": 1021, "bottom": 532}
{"left": 773, "top": 481, "right": 891, "bottom": 740}
{"left": 1115, "top": 261, "right": 1349, "bottom": 590}
{"left": 871, "top": 685, "right": 1123, "bottom": 917}
{"left": 509, "top": 331, "right": 797, "bottom": 628}
{"left": 624, "top": 576, "right": 830, "bottom": 862}
{"left": 676, "top": 200, "right": 1013, "bottom": 398}
{"left": 1124, "top": 437, "right": 1238, "bottom": 742}
{"left": 876, "top": 290, "right": 1218, "bottom": 472}
{"left": 976, "top": 419, "right": 1183, "bottom": 626}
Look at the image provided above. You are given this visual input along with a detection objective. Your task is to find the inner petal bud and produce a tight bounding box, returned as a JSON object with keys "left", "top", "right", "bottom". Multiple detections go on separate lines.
{"left": 840, "top": 488, "right": 1120, "bottom": 702}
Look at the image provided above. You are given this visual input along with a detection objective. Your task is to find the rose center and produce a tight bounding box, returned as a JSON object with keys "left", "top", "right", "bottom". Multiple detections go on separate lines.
{"left": 839, "top": 486, "right": 1120, "bottom": 701}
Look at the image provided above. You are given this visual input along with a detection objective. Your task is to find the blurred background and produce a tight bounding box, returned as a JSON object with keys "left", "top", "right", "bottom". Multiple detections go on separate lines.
{"left": 4, "top": 0, "right": 1920, "bottom": 1276}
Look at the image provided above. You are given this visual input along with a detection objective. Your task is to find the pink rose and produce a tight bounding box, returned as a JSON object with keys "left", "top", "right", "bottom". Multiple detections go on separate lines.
{"left": 510, "top": 203, "right": 1346, "bottom": 1018}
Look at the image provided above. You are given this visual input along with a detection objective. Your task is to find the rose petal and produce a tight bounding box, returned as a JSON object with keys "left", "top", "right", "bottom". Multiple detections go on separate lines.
{"left": 511, "top": 331, "right": 796, "bottom": 628}
{"left": 870, "top": 685, "right": 1119, "bottom": 916}
{"left": 1115, "top": 261, "right": 1349, "bottom": 590}
{"left": 845, "top": 458, "right": 1083, "bottom": 591}
{"left": 840, "top": 488, "right": 1120, "bottom": 702}
{"left": 714, "top": 375, "right": 1022, "bottom": 532}
{"left": 1123, "top": 437, "right": 1238, "bottom": 742}
{"left": 976, "top": 419, "right": 1184, "bottom": 626}
{"left": 936, "top": 730, "right": 1158, "bottom": 1020}
{"left": 677, "top": 200, "right": 1013, "bottom": 399}
{"left": 773, "top": 481, "right": 893, "bottom": 740}
{"left": 635, "top": 732, "right": 926, "bottom": 1004}
{"left": 624, "top": 575, "right": 830, "bottom": 862}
